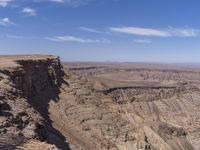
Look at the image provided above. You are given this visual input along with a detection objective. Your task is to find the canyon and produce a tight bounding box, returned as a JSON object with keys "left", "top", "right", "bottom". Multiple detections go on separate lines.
{"left": 1, "top": 56, "right": 200, "bottom": 150}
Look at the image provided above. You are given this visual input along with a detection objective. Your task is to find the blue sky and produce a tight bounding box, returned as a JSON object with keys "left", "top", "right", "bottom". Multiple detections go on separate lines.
{"left": 0, "top": 0, "right": 200, "bottom": 62}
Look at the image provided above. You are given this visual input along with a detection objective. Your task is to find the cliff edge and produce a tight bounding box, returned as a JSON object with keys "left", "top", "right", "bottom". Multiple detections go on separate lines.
{"left": 0, "top": 55, "right": 70, "bottom": 150}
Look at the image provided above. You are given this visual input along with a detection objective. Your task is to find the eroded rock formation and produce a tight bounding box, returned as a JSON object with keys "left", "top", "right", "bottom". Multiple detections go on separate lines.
{"left": 0, "top": 56, "right": 200, "bottom": 150}
{"left": 0, "top": 56, "right": 70, "bottom": 149}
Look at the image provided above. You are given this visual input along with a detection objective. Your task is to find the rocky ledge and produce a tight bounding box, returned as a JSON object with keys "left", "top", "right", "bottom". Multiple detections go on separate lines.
{"left": 0, "top": 55, "right": 70, "bottom": 150}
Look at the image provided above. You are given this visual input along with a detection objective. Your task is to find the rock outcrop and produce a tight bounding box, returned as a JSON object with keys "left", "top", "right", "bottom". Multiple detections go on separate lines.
{"left": 0, "top": 55, "right": 70, "bottom": 149}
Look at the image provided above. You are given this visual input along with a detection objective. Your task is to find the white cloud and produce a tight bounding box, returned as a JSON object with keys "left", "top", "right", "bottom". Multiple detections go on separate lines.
{"left": 33, "top": 0, "right": 95, "bottom": 6}
{"left": 56, "top": 0, "right": 95, "bottom": 7}
{"left": 0, "top": 18, "right": 14, "bottom": 26}
{"left": 0, "top": 0, "right": 11, "bottom": 7}
{"left": 168, "top": 27, "right": 200, "bottom": 37}
{"left": 46, "top": 35, "right": 111, "bottom": 43}
{"left": 110, "top": 27, "right": 171, "bottom": 37}
{"left": 110, "top": 26, "right": 200, "bottom": 38}
{"left": 80, "top": 27, "right": 102, "bottom": 33}
{"left": 49, "top": 0, "right": 64, "bottom": 3}
{"left": 22, "top": 8, "right": 37, "bottom": 16}
{"left": 80, "top": 26, "right": 110, "bottom": 34}
{"left": 133, "top": 39, "right": 151, "bottom": 44}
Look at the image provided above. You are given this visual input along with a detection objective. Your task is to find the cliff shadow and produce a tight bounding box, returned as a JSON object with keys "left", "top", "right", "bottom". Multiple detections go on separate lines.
{"left": 0, "top": 135, "right": 25, "bottom": 150}
{"left": 13, "top": 59, "right": 71, "bottom": 150}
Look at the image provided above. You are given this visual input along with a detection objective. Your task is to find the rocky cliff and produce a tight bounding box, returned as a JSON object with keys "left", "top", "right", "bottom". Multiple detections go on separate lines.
{"left": 0, "top": 55, "right": 70, "bottom": 149}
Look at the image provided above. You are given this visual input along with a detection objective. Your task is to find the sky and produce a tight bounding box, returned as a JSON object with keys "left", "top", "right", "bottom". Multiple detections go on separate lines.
{"left": 0, "top": 0, "right": 200, "bottom": 62}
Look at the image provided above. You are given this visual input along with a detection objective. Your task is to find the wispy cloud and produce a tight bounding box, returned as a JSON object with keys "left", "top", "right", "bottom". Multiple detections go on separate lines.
{"left": 80, "top": 26, "right": 110, "bottom": 35}
{"left": 110, "top": 27, "right": 171, "bottom": 37}
{"left": 80, "top": 27, "right": 103, "bottom": 33}
{"left": 0, "top": 34, "right": 43, "bottom": 40}
{"left": 110, "top": 26, "right": 200, "bottom": 37}
{"left": 0, "top": 34, "right": 23, "bottom": 39}
{"left": 0, "top": 0, "right": 11, "bottom": 7}
{"left": 133, "top": 39, "right": 151, "bottom": 44}
{"left": 168, "top": 27, "right": 200, "bottom": 37}
{"left": 55, "top": 0, "right": 95, "bottom": 7}
{"left": 0, "top": 18, "right": 14, "bottom": 26}
{"left": 46, "top": 35, "right": 111, "bottom": 43}
{"left": 49, "top": 0, "right": 64, "bottom": 3}
{"left": 0, "top": 0, "right": 108, "bottom": 8}
{"left": 33, "top": 0, "right": 95, "bottom": 6}
{"left": 22, "top": 7, "right": 37, "bottom": 16}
